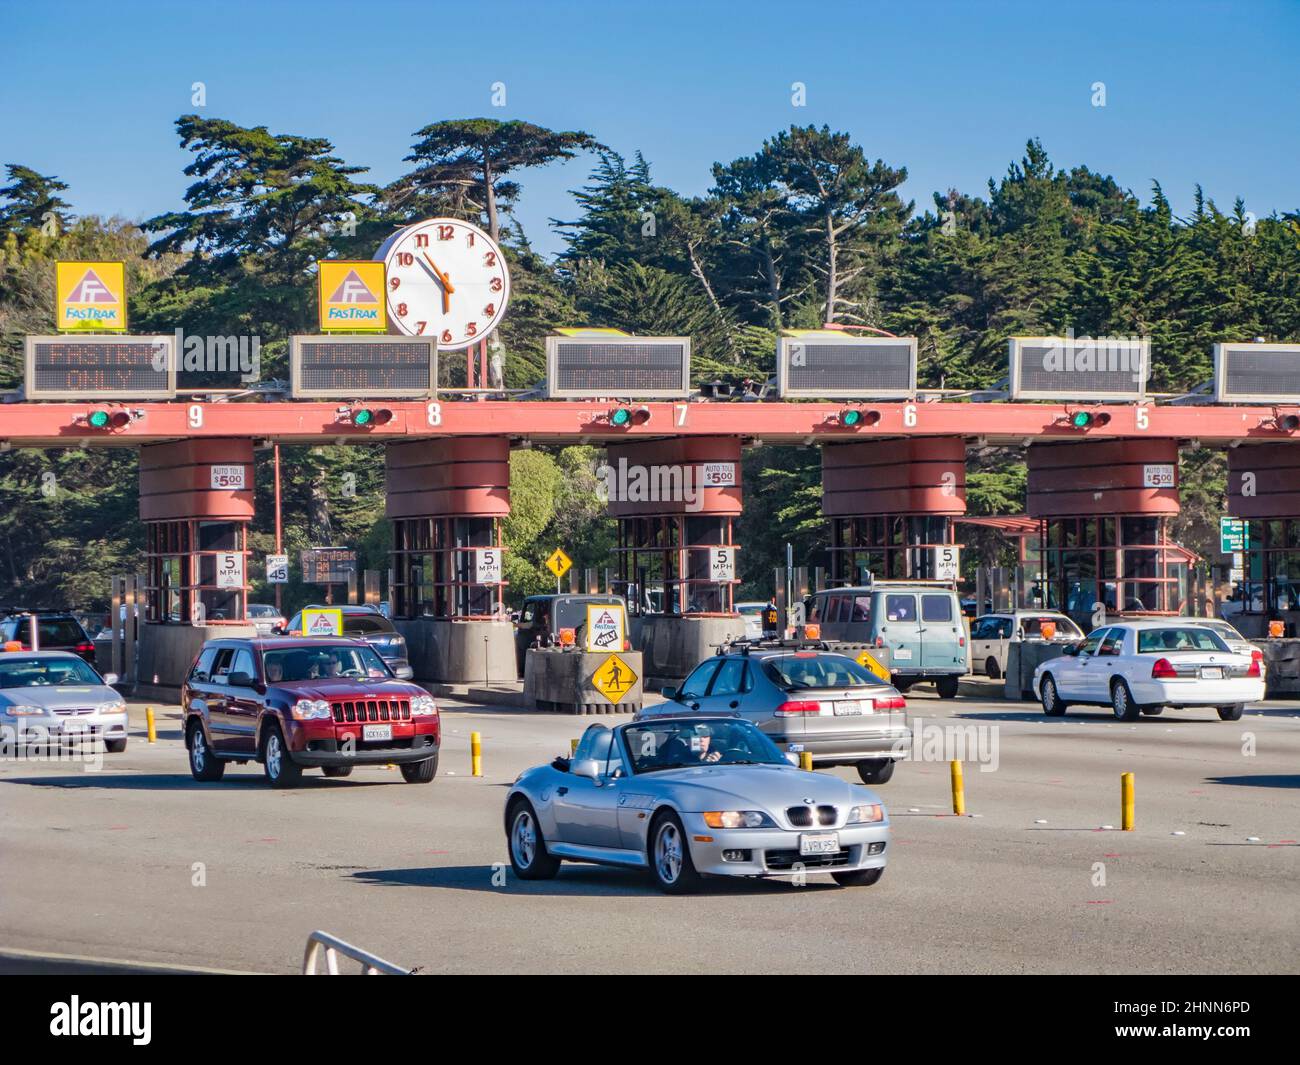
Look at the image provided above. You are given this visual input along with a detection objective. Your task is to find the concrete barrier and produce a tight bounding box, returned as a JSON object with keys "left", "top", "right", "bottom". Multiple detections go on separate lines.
{"left": 1254, "top": 638, "right": 1300, "bottom": 696}
{"left": 394, "top": 618, "right": 517, "bottom": 685}
{"left": 637, "top": 615, "right": 745, "bottom": 683}
{"left": 1004, "top": 640, "right": 1068, "bottom": 702}
{"left": 136, "top": 623, "right": 257, "bottom": 691}
{"left": 523, "top": 648, "right": 643, "bottom": 714}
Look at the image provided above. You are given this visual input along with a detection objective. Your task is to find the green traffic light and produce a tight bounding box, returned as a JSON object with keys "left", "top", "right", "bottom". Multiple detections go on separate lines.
{"left": 610, "top": 408, "right": 631, "bottom": 427}
{"left": 1072, "top": 411, "right": 1092, "bottom": 428}
{"left": 88, "top": 410, "right": 110, "bottom": 428}
{"left": 354, "top": 409, "right": 374, "bottom": 426}
{"left": 841, "top": 409, "right": 862, "bottom": 427}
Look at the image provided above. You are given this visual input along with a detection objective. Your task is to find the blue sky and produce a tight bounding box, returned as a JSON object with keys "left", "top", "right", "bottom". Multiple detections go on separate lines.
{"left": 2, "top": 0, "right": 1296, "bottom": 257}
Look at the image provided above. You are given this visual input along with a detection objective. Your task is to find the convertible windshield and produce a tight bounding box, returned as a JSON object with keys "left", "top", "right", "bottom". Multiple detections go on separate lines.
{"left": 761, "top": 653, "right": 884, "bottom": 690}
{"left": 261, "top": 645, "right": 391, "bottom": 682}
{"left": 623, "top": 719, "right": 786, "bottom": 774}
{"left": 0, "top": 657, "right": 104, "bottom": 688}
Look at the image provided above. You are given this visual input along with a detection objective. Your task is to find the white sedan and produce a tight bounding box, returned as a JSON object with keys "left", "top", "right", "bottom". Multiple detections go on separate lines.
{"left": 1034, "top": 619, "right": 1264, "bottom": 721}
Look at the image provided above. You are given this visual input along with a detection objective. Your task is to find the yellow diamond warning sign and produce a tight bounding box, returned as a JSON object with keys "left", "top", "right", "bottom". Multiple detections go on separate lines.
{"left": 318, "top": 260, "right": 387, "bottom": 332}
{"left": 591, "top": 653, "right": 637, "bottom": 702}
{"left": 546, "top": 548, "right": 572, "bottom": 580}
{"left": 856, "top": 648, "right": 892, "bottom": 684}
{"left": 56, "top": 261, "right": 126, "bottom": 332}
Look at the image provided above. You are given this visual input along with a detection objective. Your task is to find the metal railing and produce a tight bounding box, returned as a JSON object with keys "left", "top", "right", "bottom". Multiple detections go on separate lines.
{"left": 302, "top": 931, "right": 408, "bottom": 975}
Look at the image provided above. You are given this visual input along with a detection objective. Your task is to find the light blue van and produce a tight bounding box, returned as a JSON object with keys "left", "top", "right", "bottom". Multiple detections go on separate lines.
{"left": 806, "top": 580, "right": 969, "bottom": 698}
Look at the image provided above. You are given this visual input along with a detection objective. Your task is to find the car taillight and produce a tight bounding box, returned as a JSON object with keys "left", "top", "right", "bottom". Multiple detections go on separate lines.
{"left": 958, "top": 636, "right": 966, "bottom": 647}
{"left": 872, "top": 696, "right": 907, "bottom": 710}
{"left": 874, "top": 636, "right": 884, "bottom": 648}
{"left": 75, "top": 642, "right": 94, "bottom": 652}
{"left": 1151, "top": 657, "right": 1178, "bottom": 679}
{"left": 1248, "top": 649, "right": 1263, "bottom": 677}
{"left": 774, "top": 700, "right": 821, "bottom": 716}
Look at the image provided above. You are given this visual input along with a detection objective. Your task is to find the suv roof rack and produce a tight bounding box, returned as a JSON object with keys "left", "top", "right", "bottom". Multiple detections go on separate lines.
{"left": 715, "top": 636, "right": 836, "bottom": 656}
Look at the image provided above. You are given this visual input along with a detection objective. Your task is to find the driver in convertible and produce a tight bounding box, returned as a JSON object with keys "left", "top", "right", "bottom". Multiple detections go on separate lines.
{"left": 657, "top": 723, "right": 723, "bottom": 766}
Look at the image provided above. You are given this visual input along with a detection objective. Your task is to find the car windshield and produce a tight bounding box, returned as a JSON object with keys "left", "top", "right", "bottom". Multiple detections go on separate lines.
{"left": 760, "top": 653, "right": 885, "bottom": 690}
{"left": 261, "top": 644, "right": 392, "bottom": 682}
{"left": 623, "top": 719, "right": 786, "bottom": 773}
{"left": 736, "top": 603, "right": 763, "bottom": 615}
{"left": 1021, "top": 615, "right": 1083, "bottom": 638}
{"left": 0, "top": 657, "right": 103, "bottom": 688}
{"left": 1136, "top": 628, "right": 1229, "bottom": 654}
{"left": 247, "top": 605, "right": 279, "bottom": 618}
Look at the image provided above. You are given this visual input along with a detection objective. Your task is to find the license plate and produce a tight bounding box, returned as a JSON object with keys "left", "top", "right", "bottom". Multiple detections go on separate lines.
{"left": 800, "top": 832, "right": 840, "bottom": 856}
{"left": 834, "top": 701, "right": 864, "bottom": 716}
{"left": 362, "top": 724, "right": 392, "bottom": 742}
{"left": 1200, "top": 667, "right": 1223, "bottom": 680}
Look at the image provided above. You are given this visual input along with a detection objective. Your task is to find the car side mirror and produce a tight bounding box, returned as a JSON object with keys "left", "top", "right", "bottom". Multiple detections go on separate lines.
{"left": 102, "top": 672, "right": 119, "bottom": 686}
{"left": 1062, "top": 644, "right": 1080, "bottom": 657}
{"left": 660, "top": 686, "right": 678, "bottom": 700}
{"left": 272, "top": 624, "right": 286, "bottom": 635}
{"left": 226, "top": 671, "right": 254, "bottom": 688}
{"left": 571, "top": 758, "right": 601, "bottom": 781}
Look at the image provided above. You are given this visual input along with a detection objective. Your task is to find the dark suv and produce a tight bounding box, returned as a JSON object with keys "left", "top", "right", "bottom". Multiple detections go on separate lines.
{"left": 182, "top": 637, "right": 439, "bottom": 788}
{"left": 281, "top": 605, "right": 413, "bottom": 679}
{"left": 0, "top": 612, "right": 97, "bottom": 663}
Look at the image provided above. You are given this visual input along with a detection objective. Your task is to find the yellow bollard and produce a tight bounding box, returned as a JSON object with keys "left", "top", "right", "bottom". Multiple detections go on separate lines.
{"left": 799, "top": 751, "right": 813, "bottom": 771}
{"left": 1121, "top": 772, "right": 1135, "bottom": 831}
{"left": 146, "top": 706, "right": 157, "bottom": 744}
{"left": 570, "top": 738, "right": 579, "bottom": 755}
{"left": 950, "top": 759, "right": 966, "bottom": 815}
{"left": 471, "top": 731, "right": 482, "bottom": 777}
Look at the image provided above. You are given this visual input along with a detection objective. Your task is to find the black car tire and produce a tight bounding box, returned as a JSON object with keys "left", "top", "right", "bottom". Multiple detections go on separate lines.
{"left": 832, "top": 867, "right": 884, "bottom": 887}
{"left": 400, "top": 754, "right": 438, "bottom": 783}
{"left": 856, "top": 758, "right": 896, "bottom": 785}
{"left": 187, "top": 721, "right": 225, "bottom": 782}
{"left": 261, "top": 724, "right": 302, "bottom": 789}
{"left": 322, "top": 765, "right": 352, "bottom": 778}
{"left": 935, "top": 675, "right": 960, "bottom": 699}
{"left": 1140, "top": 706, "right": 1164, "bottom": 716}
{"left": 1040, "top": 674, "right": 1068, "bottom": 716}
{"left": 985, "top": 657, "right": 1001, "bottom": 680}
{"left": 1217, "top": 704, "right": 1245, "bottom": 721}
{"left": 507, "top": 799, "right": 560, "bottom": 880}
{"left": 648, "top": 810, "right": 702, "bottom": 895}
{"left": 105, "top": 737, "right": 127, "bottom": 754}
{"left": 1111, "top": 679, "right": 1142, "bottom": 722}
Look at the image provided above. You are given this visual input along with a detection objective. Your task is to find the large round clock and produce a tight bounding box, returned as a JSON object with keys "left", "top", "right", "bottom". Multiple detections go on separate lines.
{"left": 375, "top": 217, "right": 511, "bottom": 349}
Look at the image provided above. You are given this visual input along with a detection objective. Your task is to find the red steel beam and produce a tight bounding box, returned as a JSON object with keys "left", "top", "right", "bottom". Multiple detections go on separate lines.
{"left": 0, "top": 399, "right": 1297, "bottom": 446}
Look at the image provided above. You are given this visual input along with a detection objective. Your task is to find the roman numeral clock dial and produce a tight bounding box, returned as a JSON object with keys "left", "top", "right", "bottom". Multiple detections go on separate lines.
{"left": 375, "top": 217, "right": 511, "bottom": 348}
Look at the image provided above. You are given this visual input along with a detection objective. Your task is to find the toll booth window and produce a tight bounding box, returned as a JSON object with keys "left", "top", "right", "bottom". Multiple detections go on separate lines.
{"left": 921, "top": 595, "right": 953, "bottom": 622}
{"left": 197, "top": 521, "right": 239, "bottom": 551}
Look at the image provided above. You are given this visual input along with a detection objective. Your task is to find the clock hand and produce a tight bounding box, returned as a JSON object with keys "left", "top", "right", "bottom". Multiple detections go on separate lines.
{"left": 421, "top": 253, "right": 455, "bottom": 295}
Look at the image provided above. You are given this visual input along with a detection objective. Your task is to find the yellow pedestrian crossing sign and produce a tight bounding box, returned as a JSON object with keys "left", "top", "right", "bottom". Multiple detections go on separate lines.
{"left": 592, "top": 652, "right": 637, "bottom": 702}
{"left": 856, "top": 649, "right": 892, "bottom": 684}
{"left": 546, "top": 548, "right": 572, "bottom": 580}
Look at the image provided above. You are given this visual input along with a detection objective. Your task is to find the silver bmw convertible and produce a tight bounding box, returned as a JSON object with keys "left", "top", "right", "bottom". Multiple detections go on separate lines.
{"left": 504, "top": 715, "right": 890, "bottom": 894}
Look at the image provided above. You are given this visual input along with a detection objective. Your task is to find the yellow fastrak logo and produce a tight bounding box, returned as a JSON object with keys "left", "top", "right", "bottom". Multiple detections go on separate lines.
{"left": 56, "top": 261, "right": 126, "bottom": 331}
{"left": 318, "top": 260, "right": 387, "bottom": 332}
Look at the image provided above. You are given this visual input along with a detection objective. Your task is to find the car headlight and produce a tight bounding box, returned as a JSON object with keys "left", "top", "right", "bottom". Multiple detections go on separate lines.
{"left": 848, "top": 803, "right": 884, "bottom": 824}
{"left": 291, "top": 699, "right": 332, "bottom": 721}
{"left": 411, "top": 695, "right": 438, "bottom": 716}
{"left": 702, "top": 810, "right": 773, "bottom": 829}
{"left": 99, "top": 701, "right": 126, "bottom": 714}
{"left": 5, "top": 704, "right": 46, "bottom": 716}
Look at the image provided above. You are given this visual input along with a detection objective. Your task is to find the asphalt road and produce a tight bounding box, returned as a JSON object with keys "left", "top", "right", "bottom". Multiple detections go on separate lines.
{"left": 1, "top": 689, "right": 1297, "bottom": 974}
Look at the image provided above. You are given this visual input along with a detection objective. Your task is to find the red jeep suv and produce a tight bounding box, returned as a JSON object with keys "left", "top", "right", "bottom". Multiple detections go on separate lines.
{"left": 182, "top": 637, "right": 439, "bottom": 788}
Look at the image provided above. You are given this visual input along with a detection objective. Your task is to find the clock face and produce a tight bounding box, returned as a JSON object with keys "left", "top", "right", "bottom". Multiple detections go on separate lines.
{"left": 376, "top": 218, "right": 511, "bottom": 349}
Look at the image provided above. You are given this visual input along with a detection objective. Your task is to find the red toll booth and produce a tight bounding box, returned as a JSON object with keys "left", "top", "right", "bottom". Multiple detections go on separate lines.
{"left": 821, "top": 437, "right": 967, "bottom": 584}
{"left": 1027, "top": 440, "right": 1186, "bottom": 628}
{"left": 604, "top": 436, "right": 744, "bottom": 680}
{"left": 386, "top": 437, "right": 515, "bottom": 683}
